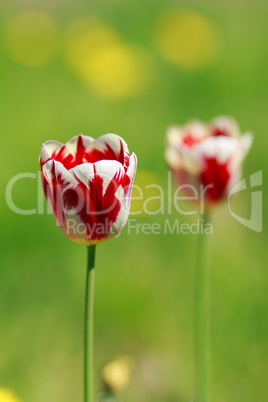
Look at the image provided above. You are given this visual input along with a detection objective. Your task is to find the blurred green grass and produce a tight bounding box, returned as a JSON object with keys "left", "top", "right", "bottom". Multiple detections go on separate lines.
{"left": 0, "top": 0, "right": 267, "bottom": 401}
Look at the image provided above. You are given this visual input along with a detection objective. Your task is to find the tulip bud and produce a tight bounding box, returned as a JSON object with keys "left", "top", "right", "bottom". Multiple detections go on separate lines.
{"left": 40, "top": 134, "right": 137, "bottom": 244}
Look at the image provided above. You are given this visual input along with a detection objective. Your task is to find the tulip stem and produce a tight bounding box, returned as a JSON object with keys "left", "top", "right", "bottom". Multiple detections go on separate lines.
{"left": 195, "top": 210, "right": 210, "bottom": 402}
{"left": 85, "top": 245, "right": 96, "bottom": 402}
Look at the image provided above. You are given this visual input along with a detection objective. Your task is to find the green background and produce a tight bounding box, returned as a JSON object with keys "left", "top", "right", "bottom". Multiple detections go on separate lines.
{"left": 0, "top": 0, "right": 267, "bottom": 401}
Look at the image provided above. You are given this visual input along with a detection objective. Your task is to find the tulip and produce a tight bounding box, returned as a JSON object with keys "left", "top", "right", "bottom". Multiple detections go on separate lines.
{"left": 165, "top": 117, "right": 252, "bottom": 402}
{"left": 40, "top": 133, "right": 137, "bottom": 402}
{"left": 165, "top": 116, "right": 252, "bottom": 206}
{"left": 40, "top": 133, "right": 137, "bottom": 244}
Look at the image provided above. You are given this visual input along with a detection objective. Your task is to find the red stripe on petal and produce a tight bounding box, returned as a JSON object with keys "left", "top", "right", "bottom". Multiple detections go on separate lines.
{"left": 41, "top": 162, "right": 72, "bottom": 226}
{"left": 199, "top": 157, "right": 230, "bottom": 202}
{"left": 84, "top": 141, "right": 125, "bottom": 166}
{"left": 182, "top": 134, "right": 202, "bottom": 148}
{"left": 75, "top": 135, "right": 86, "bottom": 166}
{"left": 49, "top": 135, "right": 86, "bottom": 170}
{"left": 73, "top": 166, "right": 123, "bottom": 241}
{"left": 211, "top": 128, "right": 229, "bottom": 137}
{"left": 42, "top": 136, "right": 129, "bottom": 172}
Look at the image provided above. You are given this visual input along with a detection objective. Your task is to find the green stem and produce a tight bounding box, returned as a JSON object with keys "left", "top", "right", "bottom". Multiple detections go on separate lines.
{"left": 84, "top": 245, "right": 96, "bottom": 402}
{"left": 195, "top": 210, "right": 210, "bottom": 402}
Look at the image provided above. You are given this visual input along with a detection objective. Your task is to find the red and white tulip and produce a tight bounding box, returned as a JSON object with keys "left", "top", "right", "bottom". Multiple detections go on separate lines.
{"left": 165, "top": 116, "right": 252, "bottom": 205}
{"left": 40, "top": 134, "right": 137, "bottom": 245}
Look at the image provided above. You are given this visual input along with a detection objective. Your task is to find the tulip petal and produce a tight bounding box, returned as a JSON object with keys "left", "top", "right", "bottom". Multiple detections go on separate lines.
{"left": 61, "top": 134, "right": 95, "bottom": 157}
{"left": 119, "top": 152, "right": 137, "bottom": 209}
{"left": 166, "top": 126, "right": 184, "bottom": 146}
{"left": 109, "top": 153, "right": 137, "bottom": 234}
{"left": 126, "top": 153, "right": 137, "bottom": 184}
{"left": 190, "top": 136, "right": 250, "bottom": 202}
{"left": 191, "top": 136, "right": 240, "bottom": 165}
{"left": 86, "top": 134, "right": 130, "bottom": 169}
{"left": 69, "top": 160, "right": 129, "bottom": 242}
{"left": 209, "top": 116, "right": 241, "bottom": 138}
{"left": 40, "top": 135, "right": 96, "bottom": 170}
{"left": 183, "top": 120, "right": 209, "bottom": 142}
{"left": 165, "top": 121, "right": 208, "bottom": 172}
{"left": 40, "top": 133, "right": 131, "bottom": 171}
{"left": 70, "top": 159, "right": 124, "bottom": 192}
{"left": 42, "top": 159, "right": 78, "bottom": 226}
{"left": 54, "top": 134, "right": 95, "bottom": 170}
{"left": 40, "top": 140, "right": 63, "bottom": 166}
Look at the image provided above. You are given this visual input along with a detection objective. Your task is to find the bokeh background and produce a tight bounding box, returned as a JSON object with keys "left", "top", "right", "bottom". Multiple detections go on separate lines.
{"left": 0, "top": 0, "right": 267, "bottom": 401}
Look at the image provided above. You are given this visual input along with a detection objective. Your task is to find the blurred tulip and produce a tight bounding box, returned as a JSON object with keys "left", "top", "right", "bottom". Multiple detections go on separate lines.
{"left": 165, "top": 116, "right": 252, "bottom": 206}
{"left": 40, "top": 134, "right": 137, "bottom": 244}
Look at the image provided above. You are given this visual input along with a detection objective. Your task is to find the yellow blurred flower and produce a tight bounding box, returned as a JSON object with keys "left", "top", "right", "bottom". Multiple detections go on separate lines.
{"left": 154, "top": 9, "right": 221, "bottom": 69}
{"left": 0, "top": 389, "right": 20, "bottom": 402}
{"left": 66, "top": 17, "right": 121, "bottom": 69}
{"left": 5, "top": 10, "right": 58, "bottom": 66}
{"left": 102, "top": 356, "right": 134, "bottom": 392}
{"left": 66, "top": 18, "right": 154, "bottom": 98}
{"left": 84, "top": 44, "right": 153, "bottom": 98}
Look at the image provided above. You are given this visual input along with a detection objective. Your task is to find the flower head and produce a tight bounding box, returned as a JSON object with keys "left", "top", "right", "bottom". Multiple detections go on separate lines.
{"left": 40, "top": 134, "right": 137, "bottom": 245}
{"left": 165, "top": 117, "right": 252, "bottom": 206}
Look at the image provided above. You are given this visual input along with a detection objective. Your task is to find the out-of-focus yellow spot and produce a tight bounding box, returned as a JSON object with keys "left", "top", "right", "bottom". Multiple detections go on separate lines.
{"left": 66, "top": 17, "right": 121, "bottom": 69}
{"left": 0, "top": 389, "right": 20, "bottom": 402}
{"left": 102, "top": 356, "right": 134, "bottom": 392}
{"left": 154, "top": 9, "right": 221, "bottom": 69}
{"left": 131, "top": 170, "right": 163, "bottom": 216}
{"left": 84, "top": 44, "right": 153, "bottom": 98}
{"left": 6, "top": 11, "right": 58, "bottom": 66}
{"left": 66, "top": 18, "right": 154, "bottom": 98}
